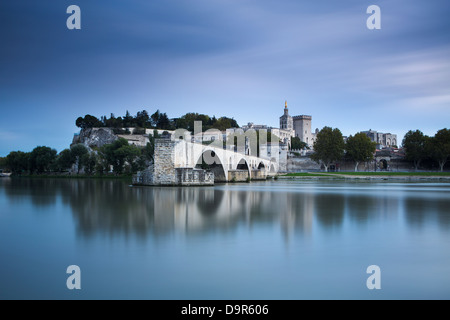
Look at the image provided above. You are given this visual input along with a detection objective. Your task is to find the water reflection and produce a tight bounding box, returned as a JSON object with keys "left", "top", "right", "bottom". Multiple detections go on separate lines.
{"left": 404, "top": 196, "right": 450, "bottom": 229}
{"left": 2, "top": 178, "right": 450, "bottom": 239}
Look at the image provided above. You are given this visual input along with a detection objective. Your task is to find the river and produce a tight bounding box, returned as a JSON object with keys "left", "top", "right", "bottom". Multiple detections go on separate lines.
{"left": 0, "top": 177, "right": 449, "bottom": 299}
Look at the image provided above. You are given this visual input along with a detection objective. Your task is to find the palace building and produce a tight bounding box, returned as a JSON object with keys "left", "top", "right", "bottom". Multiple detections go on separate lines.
{"left": 279, "top": 101, "right": 317, "bottom": 148}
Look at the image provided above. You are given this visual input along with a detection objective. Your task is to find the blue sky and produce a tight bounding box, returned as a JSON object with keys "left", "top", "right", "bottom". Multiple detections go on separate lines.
{"left": 1, "top": 0, "right": 449, "bottom": 156}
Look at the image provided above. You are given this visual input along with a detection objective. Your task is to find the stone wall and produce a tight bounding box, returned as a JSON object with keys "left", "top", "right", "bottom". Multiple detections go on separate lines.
{"left": 228, "top": 170, "right": 249, "bottom": 182}
{"left": 287, "top": 157, "right": 321, "bottom": 172}
{"left": 286, "top": 155, "right": 413, "bottom": 172}
{"left": 176, "top": 168, "right": 214, "bottom": 186}
{"left": 132, "top": 164, "right": 154, "bottom": 185}
{"left": 153, "top": 139, "right": 177, "bottom": 185}
{"left": 251, "top": 169, "right": 267, "bottom": 180}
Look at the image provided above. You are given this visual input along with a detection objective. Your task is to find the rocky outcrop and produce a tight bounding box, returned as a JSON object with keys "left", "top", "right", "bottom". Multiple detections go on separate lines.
{"left": 72, "top": 128, "right": 118, "bottom": 149}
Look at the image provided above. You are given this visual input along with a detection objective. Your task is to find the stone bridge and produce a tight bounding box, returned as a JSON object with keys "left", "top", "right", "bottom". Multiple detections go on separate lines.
{"left": 134, "top": 138, "right": 285, "bottom": 186}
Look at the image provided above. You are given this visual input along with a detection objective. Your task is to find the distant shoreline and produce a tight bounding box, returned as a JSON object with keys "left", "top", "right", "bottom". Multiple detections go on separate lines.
{"left": 279, "top": 172, "right": 450, "bottom": 181}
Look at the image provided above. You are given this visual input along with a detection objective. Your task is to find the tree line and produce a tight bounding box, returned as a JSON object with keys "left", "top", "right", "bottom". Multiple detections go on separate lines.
{"left": 311, "top": 127, "right": 450, "bottom": 172}
{"left": 402, "top": 129, "right": 450, "bottom": 171}
{"left": 1, "top": 133, "right": 160, "bottom": 176}
{"left": 76, "top": 110, "right": 239, "bottom": 132}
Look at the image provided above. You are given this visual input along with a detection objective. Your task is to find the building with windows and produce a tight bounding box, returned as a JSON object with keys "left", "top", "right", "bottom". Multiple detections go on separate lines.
{"left": 279, "top": 101, "right": 317, "bottom": 148}
{"left": 361, "top": 129, "right": 398, "bottom": 148}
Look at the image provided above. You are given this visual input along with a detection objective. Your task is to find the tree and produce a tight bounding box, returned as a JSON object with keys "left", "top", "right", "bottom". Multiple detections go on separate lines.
{"left": 157, "top": 112, "right": 172, "bottom": 130}
{"left": 70, "top": 144, "right": 88, "bottom": 174}
{"left": 75, "top": 115, "right": 103, "bottom": 129}
{"left": 0, "top": 157, "right": 6, "bottom": 170}
{"left": 311, "top": 126, "right": 345, "bottom": 172}
{"left": 212, "top": 117, "right": 239, "bottom": 131}
{"left": 5, "top": 151, "right": 30, "bottom": 175}
{"left": 429, "top": 128, "right": 450, "bottom": 172}
{"left": 346, "top": 132, "right": 376, "bottom": 172}
{"left": 402, "top": 130, "right": 429, "bottom": 170}
{"left": 29, "top": 146, "right": 57, "bottom": 174}
{"left": 135, "top": 110, "right": 150, "bottom": 128}
{"left": 123, "top": 110, "right": 135, "bottom": 128}
{"left": 290, "top": 137, "right": 308, "bottom": 150}
{"left": 150, "top": 110, "right": 161, "bottom": 128}
{"left": 99, "top": 138, "right": 142, "bottom": 174}
{"left": 81, "top": 153, "right": 97, "bottom": 175}
{"left": 116, "top": 145, "right": 142, "bottom": 173}
{"left": 56, "top": 149, "right": 75, "bottom": 172}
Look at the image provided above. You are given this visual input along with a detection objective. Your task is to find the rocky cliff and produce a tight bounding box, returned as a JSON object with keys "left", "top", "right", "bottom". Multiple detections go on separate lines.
{"left": 72, "top": 128, "right": 118, "bottom": 149}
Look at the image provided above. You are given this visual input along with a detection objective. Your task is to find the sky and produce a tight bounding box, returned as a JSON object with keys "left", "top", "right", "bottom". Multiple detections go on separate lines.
{"left": 1, "top": 0, "right": 449, "bottom": 156}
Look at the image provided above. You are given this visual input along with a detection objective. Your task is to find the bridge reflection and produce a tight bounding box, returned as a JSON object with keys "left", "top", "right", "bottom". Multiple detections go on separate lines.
{"left": 3, "top": 178, "right": 450, "bottom": 240}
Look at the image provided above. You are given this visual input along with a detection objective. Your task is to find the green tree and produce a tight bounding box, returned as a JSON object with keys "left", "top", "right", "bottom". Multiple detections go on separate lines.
{"left": 150, "top": 110, "right": 161, "bottom": 128}
{"left": 429, "top": 128, "right": 450, "bottom": 172}
{"left": 5, "top": 151, "right": 30, "bottom": 175}
{"left": 117, "top": 145, "right": 142, "bottom": 173}
{"left": 212, "top": 117, "right": 239, "bottom": 131}
{"left": 29, "top": 146, "right": 57, "bottom": 174}
{"left": 123, "top": 110, "right": 135, "bottom": 128}
{"left": 346, "top": 132, "right": 376, "bottom": 172}
{"left": 157, "top": 112, "right": 172, "bottom": 130}
{"left": 75, "top": 115, "right": 103, "bottom": 129}
{"left": 311, "top": 126, "right": 345, "bottom": 172}
{"left": 290, "top": 137, "right": 308, "bottom": 150}
{"left": 0, "top": 157, "right": 6, "bottom": 170}
{"left": 56, "top": 149, "right": 75, "bottom": 172}
{"left": 70, "top": 144, "right": 88, "bottom": 174}
{"left": 402, "top": 130, "right": 429, "bottom": 170}
{"left": 81, "top": 153, "right": 97, "bottom": 175}
{"left": 135, "top": 110, "right": 150, "bottom": 128}
{"left": 99, "top": 138, "right": 142, "bottom": 174}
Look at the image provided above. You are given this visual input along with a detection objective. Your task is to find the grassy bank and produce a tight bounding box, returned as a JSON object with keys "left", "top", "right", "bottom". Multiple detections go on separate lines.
{"left": 282, "top": 172, "right": 334, "bottom": 177}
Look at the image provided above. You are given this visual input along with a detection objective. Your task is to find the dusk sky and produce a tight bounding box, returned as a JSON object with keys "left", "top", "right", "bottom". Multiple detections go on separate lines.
{"left": 1, "top": 0, "right": 449, "bottom": 156}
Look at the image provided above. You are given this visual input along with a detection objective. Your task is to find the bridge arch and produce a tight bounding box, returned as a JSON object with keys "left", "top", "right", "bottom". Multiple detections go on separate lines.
{"left": 258, "top": 161, "right": 266, "bottom": 170}
{"left": 236, "top": 158, "right": 251, "bottom": 177}
{"left": 195, "top": 149, "right": 227, "bottom": 182}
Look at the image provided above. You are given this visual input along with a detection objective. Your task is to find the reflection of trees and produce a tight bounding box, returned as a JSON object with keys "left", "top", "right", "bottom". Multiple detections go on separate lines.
{"left": 61, "top": 179, "right": 156, "bottom": 238}
{"left": 3, "top": 178, "right": 59, "bottom": 208}
{"left": 314, "top": 194, "right": 345, "bottom": 229}
{"left": 404, "top": 197, "right": 431, "bottom": 227}
{"left": 404, "top": 196, "right": 450, "bottom": 230}
{"left": 10, "top": 179, "right": 450, "bottom": 240}
{"left": 346, "top": 195, "right": 378, "bottom": 224}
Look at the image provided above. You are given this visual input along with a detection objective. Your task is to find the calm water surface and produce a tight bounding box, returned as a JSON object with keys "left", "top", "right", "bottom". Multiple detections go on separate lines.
{"left": 1, "top": 177, "right": 450, "bottom": 299}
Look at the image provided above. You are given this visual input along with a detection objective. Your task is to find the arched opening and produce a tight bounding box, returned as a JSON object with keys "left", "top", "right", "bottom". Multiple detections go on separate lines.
{"left": 196, "top": 150, "right": 227, "bottom": 182}
{"left": 237, "top": 158, "right": 250, "bottom": 171}
{"left": 379, "top": 159, "right": 388, "bottom": 171}
{"left": 258, "top": 162, "right": 265, "bottom": 170}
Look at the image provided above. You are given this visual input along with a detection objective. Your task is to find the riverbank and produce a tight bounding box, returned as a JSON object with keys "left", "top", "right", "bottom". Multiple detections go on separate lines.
{"left": 280, "top": 172, "right": 450, "bottom": 181}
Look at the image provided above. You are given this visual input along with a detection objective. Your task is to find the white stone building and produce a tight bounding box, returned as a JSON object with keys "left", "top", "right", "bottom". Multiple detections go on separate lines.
{"left": 361, "top": 130, "right": 398, "bottom": 148}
